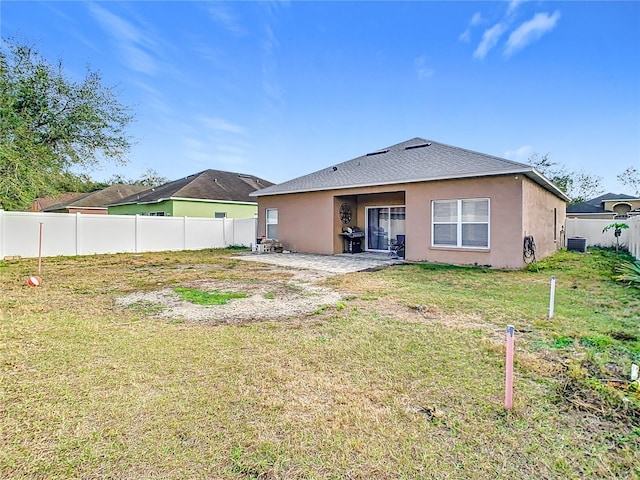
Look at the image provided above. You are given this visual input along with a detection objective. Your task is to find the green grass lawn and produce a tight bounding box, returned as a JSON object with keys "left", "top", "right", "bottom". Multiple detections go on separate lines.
{"left": 1, "top": 248, "right": 638, "bottom": 479}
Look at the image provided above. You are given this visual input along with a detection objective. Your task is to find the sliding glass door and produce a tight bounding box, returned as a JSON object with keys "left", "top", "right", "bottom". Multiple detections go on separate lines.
{"left": 366, "top": 206, "right": 405, "bottom": 252}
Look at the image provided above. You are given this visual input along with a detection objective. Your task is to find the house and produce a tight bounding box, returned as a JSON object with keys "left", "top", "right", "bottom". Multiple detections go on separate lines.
{"left": 28, "top": 192, "right": 84, "bottom": 212}
{"left": 251, "top": 137, "right": 569, "bottom": 269}
{"left": 108, "top": 169, "right": 274, "bottom": 218}
{"left": 42, "top": 184, "right": 147, "bottom": 214}
{"left": 566, "top": 193, "right": 640, "bottom": 219}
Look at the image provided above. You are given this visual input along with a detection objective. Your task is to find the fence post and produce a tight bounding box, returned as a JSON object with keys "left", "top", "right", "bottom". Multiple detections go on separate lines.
{"left": 183, "top": 216, "right": 187, "bottom": 250}
{"left": 135, "top": 215, "right": 140, "bottom": 253}
{"left": 75, "top": 212, "right": 81, "bottom": 256}
{"left": 222, "top": 218, "right": 227, "bottom": 247}
{"left": 232, "top": 218, "right": 238, "bottom": 246}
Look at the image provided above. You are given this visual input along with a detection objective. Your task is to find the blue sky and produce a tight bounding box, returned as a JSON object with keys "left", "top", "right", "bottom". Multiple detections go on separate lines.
{"left": 2, "top": 1, "right": 639, "bottom": 193}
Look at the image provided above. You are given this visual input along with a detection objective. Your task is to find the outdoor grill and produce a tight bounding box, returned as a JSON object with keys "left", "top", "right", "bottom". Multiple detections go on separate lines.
{"left": 340, "top": 227, "right": 365, "bottom": 253}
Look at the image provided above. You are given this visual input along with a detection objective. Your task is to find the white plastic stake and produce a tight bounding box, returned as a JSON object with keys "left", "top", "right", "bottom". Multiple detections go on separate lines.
{"left": 504, "top": 325, "right": 515, "bottom": 410}
{"left": 632, "top": 364, "right": 639, "bottom": 382}
{"left": 548, "top": 276, "right": 556, "bottom": 319}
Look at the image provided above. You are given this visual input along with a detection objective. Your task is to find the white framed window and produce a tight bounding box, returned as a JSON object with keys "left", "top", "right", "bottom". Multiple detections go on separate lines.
{"left": 266, "top": 208, "right": 278, "bottom": 239}
{"left": 432, "top": 198, "right": 489, "bottom": 248}
{"left": 149, "top": 211, "right": 166, "bottom": 216}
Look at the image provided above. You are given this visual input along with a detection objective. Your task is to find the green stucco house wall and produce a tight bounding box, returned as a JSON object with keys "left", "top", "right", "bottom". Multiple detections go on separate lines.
{"left": 108, "top": 199, "right": 258, "bottom": 218}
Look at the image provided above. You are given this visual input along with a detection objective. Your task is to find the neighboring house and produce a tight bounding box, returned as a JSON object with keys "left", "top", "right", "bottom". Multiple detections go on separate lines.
{"left": 566, "top": 193, "right": 640, "bottom": 219}
{"left": 42, "top": 184, "right": 147, "bottom": 214}
{"left": 251, "top": 137, "right": 569, "bottom": 269}
{"left": 28, "top": 192, "right": 84, "bottom": 212}
{"left": 108, "top": 169, "right": 274, "bottom": 218}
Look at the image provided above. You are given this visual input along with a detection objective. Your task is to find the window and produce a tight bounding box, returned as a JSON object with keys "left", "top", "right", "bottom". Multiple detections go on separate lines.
{"left": 149, "top": 211, "right": 166, "bottom": 216}
{"left": 432, "top": 198, "right": 489, "bottom": 248}
{"left": 214, "top": 212, "right": 227, "bottom": 219}
{"left": 266, "top": 208, "right": 278, "bottom": 239}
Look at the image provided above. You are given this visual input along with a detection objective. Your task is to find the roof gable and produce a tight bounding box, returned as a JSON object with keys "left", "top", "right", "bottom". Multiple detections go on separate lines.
{"left": 251, "top": 137, "right": 569, "bottom": 201}
{"left": 111, "top": 169, "right": 274, "bottom": 206}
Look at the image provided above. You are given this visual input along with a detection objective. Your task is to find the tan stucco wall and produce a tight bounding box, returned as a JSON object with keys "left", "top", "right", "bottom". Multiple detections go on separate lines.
{"left": 257, "top": 175, "right": 566, "bottom": 269}
{"left": 404, "top": 175, "right": 525, "bottom": 269}
{"left": 603, "top": 199, "right": 640, "bottom": 212}
{"left": 258, "top": 191, "right": 335, "bottom": 254}
{"left": 522, "top": 177, "right": 566, "bottom": 259}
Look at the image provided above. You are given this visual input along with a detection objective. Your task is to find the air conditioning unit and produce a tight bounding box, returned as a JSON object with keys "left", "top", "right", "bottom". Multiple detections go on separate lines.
{"left": 567, "top": 237, "right": 587, "bottom": 252}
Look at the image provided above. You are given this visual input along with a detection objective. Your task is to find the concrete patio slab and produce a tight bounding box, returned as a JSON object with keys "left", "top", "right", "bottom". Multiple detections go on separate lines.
{"left": 235, "top": 252, "right": 404, "bottom": 274}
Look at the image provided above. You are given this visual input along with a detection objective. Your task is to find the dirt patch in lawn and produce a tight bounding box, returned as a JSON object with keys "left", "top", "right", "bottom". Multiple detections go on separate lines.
{"left": 115, "top": 267, "right": 342, "bottom": 324}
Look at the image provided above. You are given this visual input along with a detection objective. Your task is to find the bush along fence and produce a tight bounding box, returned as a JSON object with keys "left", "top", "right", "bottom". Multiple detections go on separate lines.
{"left": 0, "top": 210, "right": 258, "bottom": 260}
{"left": 565, "top": 216, "right": 640, "bottom": 259}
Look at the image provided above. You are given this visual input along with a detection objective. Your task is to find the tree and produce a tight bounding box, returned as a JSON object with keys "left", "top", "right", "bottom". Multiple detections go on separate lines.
{"left": 106, "top": 168, "right": 168, "bottom": 187}
{"left": 136, "top": 168, "right": 169, "bottom": 187}
{"left": 527, "top": 153, "right": 604, "bottom": 204}
{"left": 602, "top": 222, "right": 629, "bottom": 253}
{"left": 0, "top": 37, "right": 134, "bottom": 210}
{"left": 617, "top": 166, "right": 640, "bottom": 196}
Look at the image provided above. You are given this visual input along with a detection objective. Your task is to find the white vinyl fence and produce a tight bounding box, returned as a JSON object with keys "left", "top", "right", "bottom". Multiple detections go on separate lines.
{"left": 565, "top": 216, "right": 640, "bottom": 259}
{"left": 0, "top": 210, "right": 258, "bottom": 259}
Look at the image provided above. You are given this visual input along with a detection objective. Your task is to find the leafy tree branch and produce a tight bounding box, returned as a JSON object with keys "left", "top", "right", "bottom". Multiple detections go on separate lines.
{"left": 0, "top": 37, "right": 134, "bottom": 210}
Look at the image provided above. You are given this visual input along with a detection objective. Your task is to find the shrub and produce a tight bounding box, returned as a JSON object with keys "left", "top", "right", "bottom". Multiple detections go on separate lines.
{"left": 615, "top": 258, "right": 640, "bottom": 289}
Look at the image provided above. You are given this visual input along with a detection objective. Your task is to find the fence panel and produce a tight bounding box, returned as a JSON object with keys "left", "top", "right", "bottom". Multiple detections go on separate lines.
{"left": 565, "top": 218, "right": 630, "bottom": 248}
{"left": 137, "top": 216, "right": 186, "bottom": 252}
{"left": 185, "top": 217, "right": 225, "bottom": 250}
{"left": 224, "top": 218, "right": 258, "bottom": 247}
{"left": 1, "top": 212, "right": 77, "bottom": 258}
{"left": 565, "top": 217, "right": 639, "bottom": 260}
{"left": 0, "top": 210, "right": 257, "bottom": 259}
{"left": 78, "top": 213, "right": 137, "bottom": 255}
{"left": 628, "top": 217, "right": 640, "bottom": 260}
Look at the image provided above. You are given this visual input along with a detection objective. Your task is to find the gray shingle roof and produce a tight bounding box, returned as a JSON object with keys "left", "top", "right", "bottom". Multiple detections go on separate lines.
{"left": 110, "top": 169, "right": 274, "bottom": 206}
{"left": 584, "top": 192, "right": 637, "bottom": 206}
{"left": 251, "top": 137, "right": 569, "bottom": 201}
{"left": 567, "top": 192, "right": 640, "bottom": 213}
{"left": 566, "top": 202, "right": 607, "bottom": 214}
{"left": 43, "top": 184, "right": 148, "bottom": 211}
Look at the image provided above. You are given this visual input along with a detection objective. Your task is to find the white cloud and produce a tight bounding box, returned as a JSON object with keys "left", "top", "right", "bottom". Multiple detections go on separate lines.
{"left": 181, "top": 137, "right": 247, "bottom": 167}
{"left": 414, "top": 56, "right": 435, "bottom": 79}
{"left": 205, "top": 2, "right": 247, "bottom": 36}
{"left": 459, "top": 12, "right": 483, "bottom": 43}
{"left": 88, "top": 3, "right": 159, "bottom": 75}
{"left": 504, "top": 11, "right": 561, "bottom": 57}
{"left": 504, "top": 145, "right": 533, "bottom": 162}
{"left": 199, "top": 117, "right": 246, "bottom": 135}
{"left": 507, "top": 0, "right": 526, "bottom": 16}
{"left": 471, "top": 12, "right": 483, "bottom": 26}
{"left": 261, "top": 25, "right": 284, "bottom": 103}
{"left": 473, "top": 23, "right": 507, "bottom": 60}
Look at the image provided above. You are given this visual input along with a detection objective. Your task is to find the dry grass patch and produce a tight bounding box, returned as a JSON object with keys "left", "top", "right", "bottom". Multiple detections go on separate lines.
{"left": 1, "top": 248, "right": 639, "bottom": 479}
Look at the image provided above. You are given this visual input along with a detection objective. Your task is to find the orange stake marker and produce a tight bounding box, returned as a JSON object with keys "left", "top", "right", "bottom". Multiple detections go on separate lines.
{"left": 505, "top": 325, "right": 515, "bottom": 410}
